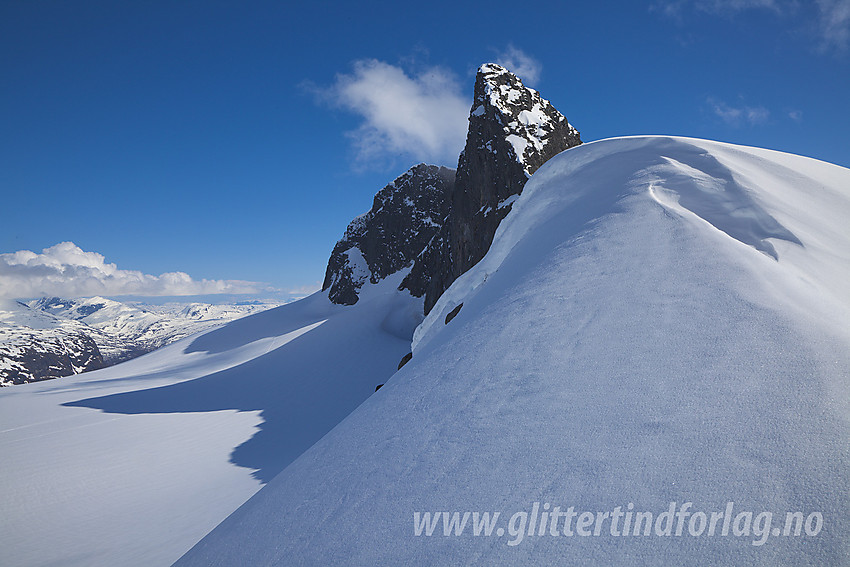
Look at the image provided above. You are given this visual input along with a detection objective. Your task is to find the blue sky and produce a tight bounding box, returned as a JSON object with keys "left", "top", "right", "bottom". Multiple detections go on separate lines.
{"left": 1, "top": 0, "right": 848, "bottom": 300}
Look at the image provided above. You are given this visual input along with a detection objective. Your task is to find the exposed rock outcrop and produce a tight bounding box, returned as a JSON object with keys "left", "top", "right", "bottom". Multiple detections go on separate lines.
{"left": 324, "top": 64, "right": 581, "bottom": 315}
{"left": 401, "top": 64, "right": 581, "bottom": 313}
{"left": 0, "top": 307, "right": 105, "bottom": 386}
{"left": 322, "top": 164, "right": 455, "bottom": 304}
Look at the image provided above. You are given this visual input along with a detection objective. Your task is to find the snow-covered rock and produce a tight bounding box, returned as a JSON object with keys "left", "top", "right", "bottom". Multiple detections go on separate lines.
{"left": 323, "top": 164, "right": 455, "bottom": 305}
{"left": 0, "top": 299, "right": 105, "bottom": 385}
{"left": 29, "top": 296, "right": 166, "bottom": 363}
{"left": 402, "top": 63, "right": 581, "bottom": 313}
{"left": 0, "top": 296, "right": 283, "bottom": 385}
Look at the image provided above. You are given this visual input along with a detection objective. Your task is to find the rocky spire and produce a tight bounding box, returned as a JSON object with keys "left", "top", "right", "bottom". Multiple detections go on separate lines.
{"left": 400, "top": 64, "right": 581, "bottom": 312}
{"left": 322, "top": 164, "right": 455, "bottom": 305}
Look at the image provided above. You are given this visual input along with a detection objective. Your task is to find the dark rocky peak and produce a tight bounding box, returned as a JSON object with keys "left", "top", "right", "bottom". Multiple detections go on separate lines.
{"left": 401, "top": 63, "right": 582, "bottom": 313}
{"left": 323, "top": 164, "right": 456, "bottom": 305}
{"left": 470, "top": 63, "right": 581, "bottom": 177}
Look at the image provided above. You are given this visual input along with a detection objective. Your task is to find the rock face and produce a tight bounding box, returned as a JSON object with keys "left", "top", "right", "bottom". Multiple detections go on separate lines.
{"left": 401, "top": 64, "right": 581, "bottom": 313}
{"left": 322, "top": 164, "right": 456, "bottom": 305}
{"left": 0, "top": 332, "right": 105, "bottom": 386}
{"left": 0, "top": 300, "right": 105, "bottom": 386}
{"left": 324, "top": 64, "right": 580, "bottom": 314}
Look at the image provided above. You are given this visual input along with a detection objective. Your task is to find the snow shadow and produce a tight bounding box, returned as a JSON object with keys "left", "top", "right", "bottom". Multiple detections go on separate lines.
{"left": 63, "top": 291, "right": 415, "bottom": 483}
{"left": 640, "top": 143, "right": 802, "bottom": 259}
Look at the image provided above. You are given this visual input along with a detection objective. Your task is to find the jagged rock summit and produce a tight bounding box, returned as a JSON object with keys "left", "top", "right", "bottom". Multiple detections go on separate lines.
{"left": 465, "top": 62, "right": 582, "bottom": 177}
{"left": 324, "top": 63, "right": 581, "bottom": 311}
{"left": 402, "top": 63, "right": 581, "bottom": 312}
{"left": 322, "top": 164, "right": 455, "bottom": 305}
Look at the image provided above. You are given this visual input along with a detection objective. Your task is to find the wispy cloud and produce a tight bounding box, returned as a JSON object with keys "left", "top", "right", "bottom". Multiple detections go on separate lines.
{"left": 654, "top": 0, "right": 850, "bottom": 52}
{"left": 788, "top": 109, "right": 804, "bottom": 121}
{"left": 707, "top": 97, "right": 770, "bottom": 126}
{"left": 312, "top": 60, "right": 469, "bottom": 169}
{"left": 702, "top": 0, "right": 788, "bottom": 13}
{"left": 0, "top": 242, "right": 270, "bottom": 299}
{"left": 653, "top": 0, "right": 792, "bottom": 19}
{"left": 816, "top": 0, "right": 850, "bottom": 51}
{"left": 494, "top": 45, "right": 542, "bottom": 85}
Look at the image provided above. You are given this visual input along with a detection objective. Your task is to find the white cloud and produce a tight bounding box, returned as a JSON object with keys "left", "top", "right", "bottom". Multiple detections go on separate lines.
{"left": 494, "top": 45, "right": 542, "bottom": 85}
{"left": 0, "top": 242, "right": 270, "bottom": 299}
{"left": 789, "top": 109, "right": 803, "bottom": 121}
{"left": 708, "top": 97, "right": 770, "bottom": 126}
{"left": 319, "top": 60, "right": 469, "bottom": 168}
{"left": 816, "top": 0, "right": 850, "bottom": 51}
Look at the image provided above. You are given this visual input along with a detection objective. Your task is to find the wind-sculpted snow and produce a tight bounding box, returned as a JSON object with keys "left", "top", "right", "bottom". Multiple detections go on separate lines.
{"left": 179, "top": 137, "right": 850, "bottom": 566}
{"left": 644, "top": 154, "right": 802, "bottom": 259}
{"left": 415, "top": 136, "right": 835, "bottom": 352}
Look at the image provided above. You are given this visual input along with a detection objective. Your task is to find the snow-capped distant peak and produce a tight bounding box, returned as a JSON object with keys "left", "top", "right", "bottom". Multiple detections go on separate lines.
{"left": 2, "top": 296, "right": 284, "bottom": 385}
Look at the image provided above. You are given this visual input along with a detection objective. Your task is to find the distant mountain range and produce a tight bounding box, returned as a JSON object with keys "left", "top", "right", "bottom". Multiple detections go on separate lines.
{"left": 0, "top": 296, "right": 281, "bottom": 385}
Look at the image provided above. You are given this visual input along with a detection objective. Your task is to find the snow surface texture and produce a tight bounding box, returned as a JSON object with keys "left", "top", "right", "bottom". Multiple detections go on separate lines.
{"left": 0, "top": 274, "right": 420, "bottom": 566}
{"left": 179, "top": 137, "right": 850, "bottom": 566}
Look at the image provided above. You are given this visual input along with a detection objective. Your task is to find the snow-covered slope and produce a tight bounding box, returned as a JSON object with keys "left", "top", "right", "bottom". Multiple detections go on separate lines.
{"left": 0, "top": 275, "right": 420, "bottom": 566}
{"left": 178, "top": 137, "right": 850, "bottom": 566}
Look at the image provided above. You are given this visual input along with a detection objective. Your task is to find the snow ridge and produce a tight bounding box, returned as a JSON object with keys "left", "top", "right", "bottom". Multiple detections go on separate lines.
{"left": 178, "top": 137, "right": 850, "bottom": 566}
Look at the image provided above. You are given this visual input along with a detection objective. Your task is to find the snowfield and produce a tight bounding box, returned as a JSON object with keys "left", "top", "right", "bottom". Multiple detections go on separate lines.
{"left": 2, "top": 136, "right": 848, "bottom": 566}
{"left": 0, "top": 273, "right": 420, "bottom": 566}
{"left": 178, "top": 137, "right": 850, "bottom": 566}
